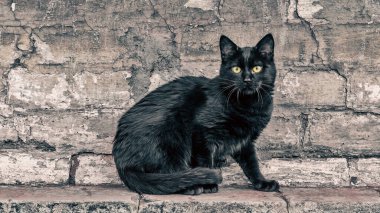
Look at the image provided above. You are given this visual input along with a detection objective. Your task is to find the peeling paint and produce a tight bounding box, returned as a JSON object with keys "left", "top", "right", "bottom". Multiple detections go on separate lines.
{"left": 46, "top": 77, "right": 72, "bottom": 109}
{"left": 287, "top": 0, "right": 299, "bottom": 23}
{"left": 31, "top": 34, "right": 68, "bottom": 65}
{"left": 277, "top": 71, "right": 346, "bottom": 107}
{"left": 288, "top": 0, "right": 328, "bottom": 25}
{"left": 0, "top": 151, "right": 70, "bottom": 184}
{"left": 184, "top": 0, "right": 216, "bottom": 11}
{"left": 148, "top": 73, "right": 164, "bottom": 92}
{"left": 363, "top": 83, "right": 380, "bottom": 102}
{"left": 348, "top": 72, "right": 380, "bottom": 113}
{"left": 0, "top": 102, "right": 13, "bottom": 117}
{"left": 350, "top": 158, "right": 380, "bottom": 186}
{"left": 75, "top": 154, "right": 122, "bottom": 185}
{"left": 71, "top": 71, "right": 131, "bottom": 108}
{"left": 0, "top": 123, "right": 18, "bottom": 141}
{"left": 7, "top": 68, "right": 71, "bottom": 109}
{"left": 284, "top": 127, "right": 298, "bottom": 145}
{"left": 11, "top": 3, "right": 16, "bottom": 12}
{"left": 279, "top": 72, "right": 300, "bottom": 96}
{"left": 297, "top": 0, "right": 323, "bottom": 20}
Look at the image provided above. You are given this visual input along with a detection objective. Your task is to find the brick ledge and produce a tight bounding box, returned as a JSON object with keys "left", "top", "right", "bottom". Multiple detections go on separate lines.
{"left": 0, "top": 186, "right": 379, "bottom": 212}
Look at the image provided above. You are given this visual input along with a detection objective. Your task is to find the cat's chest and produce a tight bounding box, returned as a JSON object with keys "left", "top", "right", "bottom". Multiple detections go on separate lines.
{"left": 196, "top": 108, "right": 270, "bottom": 154}
{"left": 214, "top": 109, "right": 269, "bottom": 132}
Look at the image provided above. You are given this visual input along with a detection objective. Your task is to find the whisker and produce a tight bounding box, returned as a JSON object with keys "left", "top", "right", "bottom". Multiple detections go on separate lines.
{"left": 255, "top": 87, "right": 263, "bottom": 109}
{"left": 212, "top": 84, "right": 235, "bottom": 105}
{"left": 260, "top": 83, "right": 273, "bottom": 87}
{"left": 258, "top": 85, "right": 273, "bottom": 103}
{"left": 226, "top": 87, "right": 237, "bottom": 109}
{"left": 260, "top": 83, "right": 274, "bottom": 91}
{"left": 226, "top": 89, "right": 234, "bottom": 109}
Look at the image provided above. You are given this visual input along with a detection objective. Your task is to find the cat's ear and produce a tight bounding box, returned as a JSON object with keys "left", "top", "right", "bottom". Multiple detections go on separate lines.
{"left": 220, "top": 35, "right": 238, "bottom": 61}
{"left": 256, "top": 33, "right": 274, "bottom": 59}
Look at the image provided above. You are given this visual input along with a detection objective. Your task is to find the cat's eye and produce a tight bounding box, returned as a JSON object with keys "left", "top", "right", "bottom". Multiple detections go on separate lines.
{"left": 252, "top": 66, "right": 263, "bottom": 73}
{"left": 231, "top": 66, "right": 241, "bottom": 73}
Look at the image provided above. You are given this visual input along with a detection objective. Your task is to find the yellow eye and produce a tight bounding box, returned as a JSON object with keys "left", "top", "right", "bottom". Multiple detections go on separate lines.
{"left": 252, "top": 66, "right": 263, "bottom": 73}
{"left": 231, "top": 66, "right": 241, "bottom": 73}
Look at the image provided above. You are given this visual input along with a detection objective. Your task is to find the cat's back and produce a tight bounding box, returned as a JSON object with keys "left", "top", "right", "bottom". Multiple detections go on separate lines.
{"left": 129, "top": 76, "right": 208, "bottom": 112}
{"left": 117, "top": 76, "right": 209, "bottom": 133}
{"left": 140, "top": 76, "right": 208, "bottom": 107}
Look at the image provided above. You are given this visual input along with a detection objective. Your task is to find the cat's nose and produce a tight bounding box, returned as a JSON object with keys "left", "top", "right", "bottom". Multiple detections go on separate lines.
{"left": 243, "top": 77, "right": 252, "bottom": 83}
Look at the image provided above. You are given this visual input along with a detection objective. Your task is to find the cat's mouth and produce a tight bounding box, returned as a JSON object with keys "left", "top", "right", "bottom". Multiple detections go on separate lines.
{"left": 241, "top": 87, "right": 255, "bottom": 95}
{"left": 241, "top": 81, "right": 262, "bottom": 95}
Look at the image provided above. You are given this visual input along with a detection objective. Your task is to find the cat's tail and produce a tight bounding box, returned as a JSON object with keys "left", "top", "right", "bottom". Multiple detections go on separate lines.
{"left": 118, "top": 167, "right": 223, "bottom": 195}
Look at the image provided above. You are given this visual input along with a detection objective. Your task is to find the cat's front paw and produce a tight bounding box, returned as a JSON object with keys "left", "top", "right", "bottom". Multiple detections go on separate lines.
{"left": 253, "top": 180, "right": 279, "bottom": 192}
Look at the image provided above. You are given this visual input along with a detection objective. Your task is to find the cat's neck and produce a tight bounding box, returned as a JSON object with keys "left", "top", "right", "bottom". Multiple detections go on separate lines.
{"left": 209, "top": 76, "right": 273, "bottom": 113}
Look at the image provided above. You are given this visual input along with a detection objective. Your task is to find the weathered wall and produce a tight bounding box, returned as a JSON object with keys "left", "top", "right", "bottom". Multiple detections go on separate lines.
{"left": 0, "top": 0, "right": 379, "bottom": 187}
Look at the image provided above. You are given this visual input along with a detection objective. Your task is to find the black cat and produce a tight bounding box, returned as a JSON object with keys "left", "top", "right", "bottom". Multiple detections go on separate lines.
{"left": 113, "top": 34, "right": 279, "bottom": 195}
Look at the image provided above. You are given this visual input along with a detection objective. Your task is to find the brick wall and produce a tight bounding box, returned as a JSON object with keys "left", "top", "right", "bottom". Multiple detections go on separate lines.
{"left": 0, "top": 0, "right": 379, "bottom": 187}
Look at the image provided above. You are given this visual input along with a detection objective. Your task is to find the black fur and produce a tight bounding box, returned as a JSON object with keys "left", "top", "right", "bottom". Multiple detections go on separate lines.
{"left": 113, "top": 34, "right": 279, "bottom": 195}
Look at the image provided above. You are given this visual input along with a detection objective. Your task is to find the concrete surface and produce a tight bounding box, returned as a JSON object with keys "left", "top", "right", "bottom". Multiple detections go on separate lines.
{"left": 0, "top": 186, "right": 379, "bottom": 213}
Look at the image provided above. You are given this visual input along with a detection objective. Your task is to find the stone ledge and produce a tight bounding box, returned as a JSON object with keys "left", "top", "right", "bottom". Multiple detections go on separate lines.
{"left": 0, "top": 186, "right": 379, "bottom": 213}
{"left": 0, "top": 186, "right": 139, "bottom": 213}
{"left": 283, "top": 187, "right": 380, "bottom": 213}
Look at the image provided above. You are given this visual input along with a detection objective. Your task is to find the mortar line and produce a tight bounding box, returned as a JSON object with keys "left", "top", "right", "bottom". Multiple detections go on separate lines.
{"left": 327, "top": 66, "right": 349, "bottom": 108}
{"left": 147, "top": 0, "right": 174, "bottom": 35}
{"left": 374, "top": 188, "right": 380, "bottom": 196}
{"left": 71, "top": 151, "right": 113, "bottom": 156}
{"left": 136, "top": 193, "right": 144, "bottom": 213}
{"left": 346, "top": 158, "right": 352, "bottom": 186}
{"left": 67, "top": 152, "right": 113, "bottom": 185}
{"left": 269, "top": 153, "right": 380, "bottom": 159}
{"left": 314, "top": 107, "right": 380, "bottom": 116}
{"left": 277, "top": 191, "right": 290, "bottom": 213}
{"left": 215, "top": 0, "right": 224, "bottom": 25}
{"left": 299, "top": 113, "right": 309, "bottom": 148}
{"left": 68, "top": 154, "right": 79, "bottom": 185}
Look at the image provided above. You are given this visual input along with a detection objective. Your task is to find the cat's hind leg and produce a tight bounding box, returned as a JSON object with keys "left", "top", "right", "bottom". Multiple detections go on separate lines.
{"left": 179, "top": 184, "right": 219, "bottom": 195}
{"left": 180, "top": 185, "right": 204, "bottom": 195}
{"left": 180, "top": 184, "right": 218, "bottom": 195}
{"left": 203, "top": 184, "right": 218, "bottom": 193}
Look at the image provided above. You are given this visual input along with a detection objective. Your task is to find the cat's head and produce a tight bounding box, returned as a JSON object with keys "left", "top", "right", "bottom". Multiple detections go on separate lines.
{"left": 219, "top": 34, "right": 276, "bottom": 96}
